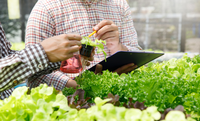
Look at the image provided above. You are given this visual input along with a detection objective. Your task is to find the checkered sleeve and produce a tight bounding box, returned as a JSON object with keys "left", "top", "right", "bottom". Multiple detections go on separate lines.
{"left": 120, "top": 0, "right": 143, "bottom": 51}
{"left": 0, "top": 43, "right": 60, "bottom": 92}
{"left": 25, "top": 0, "right": 70, "bottom": 89}
{"left": 26, "top": 71, "right": 69, "bottom": 91}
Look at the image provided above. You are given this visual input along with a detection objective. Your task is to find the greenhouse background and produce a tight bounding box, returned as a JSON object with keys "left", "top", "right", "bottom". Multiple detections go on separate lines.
{"left": 1, "top": 0, "right": 200, "bottom": 54}
{"left": 1, "top": 1, "right": 200, "bottom": 120}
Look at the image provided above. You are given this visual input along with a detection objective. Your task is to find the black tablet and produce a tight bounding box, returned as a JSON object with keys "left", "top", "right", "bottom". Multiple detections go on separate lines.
{"left": 88, "top": 51, "right": 164, "bottom": 72}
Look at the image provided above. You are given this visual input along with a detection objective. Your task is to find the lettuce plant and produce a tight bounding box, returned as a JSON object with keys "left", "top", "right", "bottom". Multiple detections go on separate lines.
{"left": 0, "top": 84, "right": 195, "bottom": 121}
{"left": 81, "top": 36, "right": 107, "bottom": 61}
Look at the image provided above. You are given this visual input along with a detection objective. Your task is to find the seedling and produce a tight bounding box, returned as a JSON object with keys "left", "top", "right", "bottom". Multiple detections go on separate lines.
{"left": 81, "top": 36, "right": 107, "bottom": 61}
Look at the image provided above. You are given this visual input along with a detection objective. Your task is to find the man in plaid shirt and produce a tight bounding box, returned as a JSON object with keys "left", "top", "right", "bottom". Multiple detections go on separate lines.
{"left": 0, "top": 22, "right": 89, "bottom": 100}
{"left": 25, "top": 0, "right": 142, "bottom": 90}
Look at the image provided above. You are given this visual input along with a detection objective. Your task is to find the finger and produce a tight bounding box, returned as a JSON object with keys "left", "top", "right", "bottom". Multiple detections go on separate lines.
{"left": 99, "top": 31, "right": 118, "bottom": 40}
{"left": 91, "top": 51, "right": 95, "bottom": 59}
{"left": 63, "top": 34, "right": 82, "bottom": 41}
{"left": 65, "top": 79, "right": 78, "bottom": 89}
{"left": 91, "top": 47, "right": 95, "bottom": 56}
{"left": 88, "top": 50, "right": 95, "bottom": 61}
{"left": 93, "top": 20, "right": 113, "bottom": 31}
{"left": 91, "top": 50, "right": 95, "bottom": 57}
{"left": 68, "top": 40, "right": 82, "bottom": 47}
{"left": 113, "top": 63, "right": 135, "bottom": 75}
{"left": 66, "top": 45, "right": 80, "bottom": 54}
{"left": 95, "top": 64, "right": 103, "bottom": 74}
{"left": 95, "top": 25, "right": 118, "bottom": 39}
{"left": 79, "top": 45, "right": 82, "bottom": 50}
{"left": 122, "top": 65, "right": 138, "bottom": 74}
{"left": 63, "top": 53, "right": 74, "bottom": 60}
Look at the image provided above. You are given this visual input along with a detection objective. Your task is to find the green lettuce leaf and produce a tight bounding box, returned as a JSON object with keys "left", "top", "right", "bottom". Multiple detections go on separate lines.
{"left": 81, "top": 36, "right": 107, "bottom": 61}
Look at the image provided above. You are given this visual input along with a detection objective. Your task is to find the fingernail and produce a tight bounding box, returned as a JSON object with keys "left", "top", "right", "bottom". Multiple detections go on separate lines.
{"left": 94, "top": 26, "right": 98, "bottom": 31}
{"left": 131, "top": 63, "right": 135, "bottom": 66}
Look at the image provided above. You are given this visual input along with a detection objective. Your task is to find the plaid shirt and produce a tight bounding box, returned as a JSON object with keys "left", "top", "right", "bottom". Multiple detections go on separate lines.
{"left": 0, "top": 23, "right": 61, "bottom": 100}
{"left": 25, "top": 0, "right": 142, "bottom": 90}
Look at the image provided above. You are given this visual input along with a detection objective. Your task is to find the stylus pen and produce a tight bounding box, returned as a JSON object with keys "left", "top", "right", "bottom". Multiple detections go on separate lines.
{"left": 88, "top": 31, "right": 96, "bottom": 38}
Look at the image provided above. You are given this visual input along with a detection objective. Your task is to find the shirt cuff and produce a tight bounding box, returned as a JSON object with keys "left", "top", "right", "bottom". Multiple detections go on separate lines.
{"left": 56, "top": 75, "right": 69, "bottom": 90}
{"left": 20, "top": 43, "right": 50, "bottom": 74}
{"left": 47, "top": 71, "right": 70, "bottom": 90}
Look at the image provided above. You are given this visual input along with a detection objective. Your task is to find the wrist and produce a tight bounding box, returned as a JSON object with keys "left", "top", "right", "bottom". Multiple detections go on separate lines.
{"left": 22, "top": 44, "right": 49, "bottom": 73}
{"left": 120, "top": 43, "right": 128, "bottom": 51}
{"left": 110, "top": 43, "right": 128, "bottom": 54}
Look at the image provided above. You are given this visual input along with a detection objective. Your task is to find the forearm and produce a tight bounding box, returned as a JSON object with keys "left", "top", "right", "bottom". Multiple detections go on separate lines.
{"left": 0, "top": 44, "right": 60, "bottom": 92}
{"left": 26, "top": 70, "right": 70, "bottom": 91}
{"left": 109, "top": 42, "right": 128, "bottom": 55}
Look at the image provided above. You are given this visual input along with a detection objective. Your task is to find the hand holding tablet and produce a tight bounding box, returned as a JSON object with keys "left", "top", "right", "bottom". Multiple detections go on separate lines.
{"left": 89, "top": 51, "right": 164, "bottom": 74}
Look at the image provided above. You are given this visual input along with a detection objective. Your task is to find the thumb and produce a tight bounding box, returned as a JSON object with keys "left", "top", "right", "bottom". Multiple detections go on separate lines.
{"left": 95, "top": 64, "right": 103, "bottom": 74}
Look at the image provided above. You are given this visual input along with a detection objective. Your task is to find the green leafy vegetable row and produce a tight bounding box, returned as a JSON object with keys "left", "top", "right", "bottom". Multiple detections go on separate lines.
{"left": 62, "top": 54, "right": 200, "bottom": 118}
{"left": 0, "top": 84, "right": 194, "bottom": 121}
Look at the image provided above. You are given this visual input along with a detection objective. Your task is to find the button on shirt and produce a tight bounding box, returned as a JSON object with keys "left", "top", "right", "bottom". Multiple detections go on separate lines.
{"left": 25, "top": 0, "right": 142, "bottom": 90}
{"left": 0, "top": 23, "right": 61, "bottom": 100}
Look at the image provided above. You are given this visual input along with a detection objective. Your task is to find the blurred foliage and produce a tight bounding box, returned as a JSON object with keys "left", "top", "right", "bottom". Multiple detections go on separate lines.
{"left": 10, "top": 42, "right": 25, "bottom": 50}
